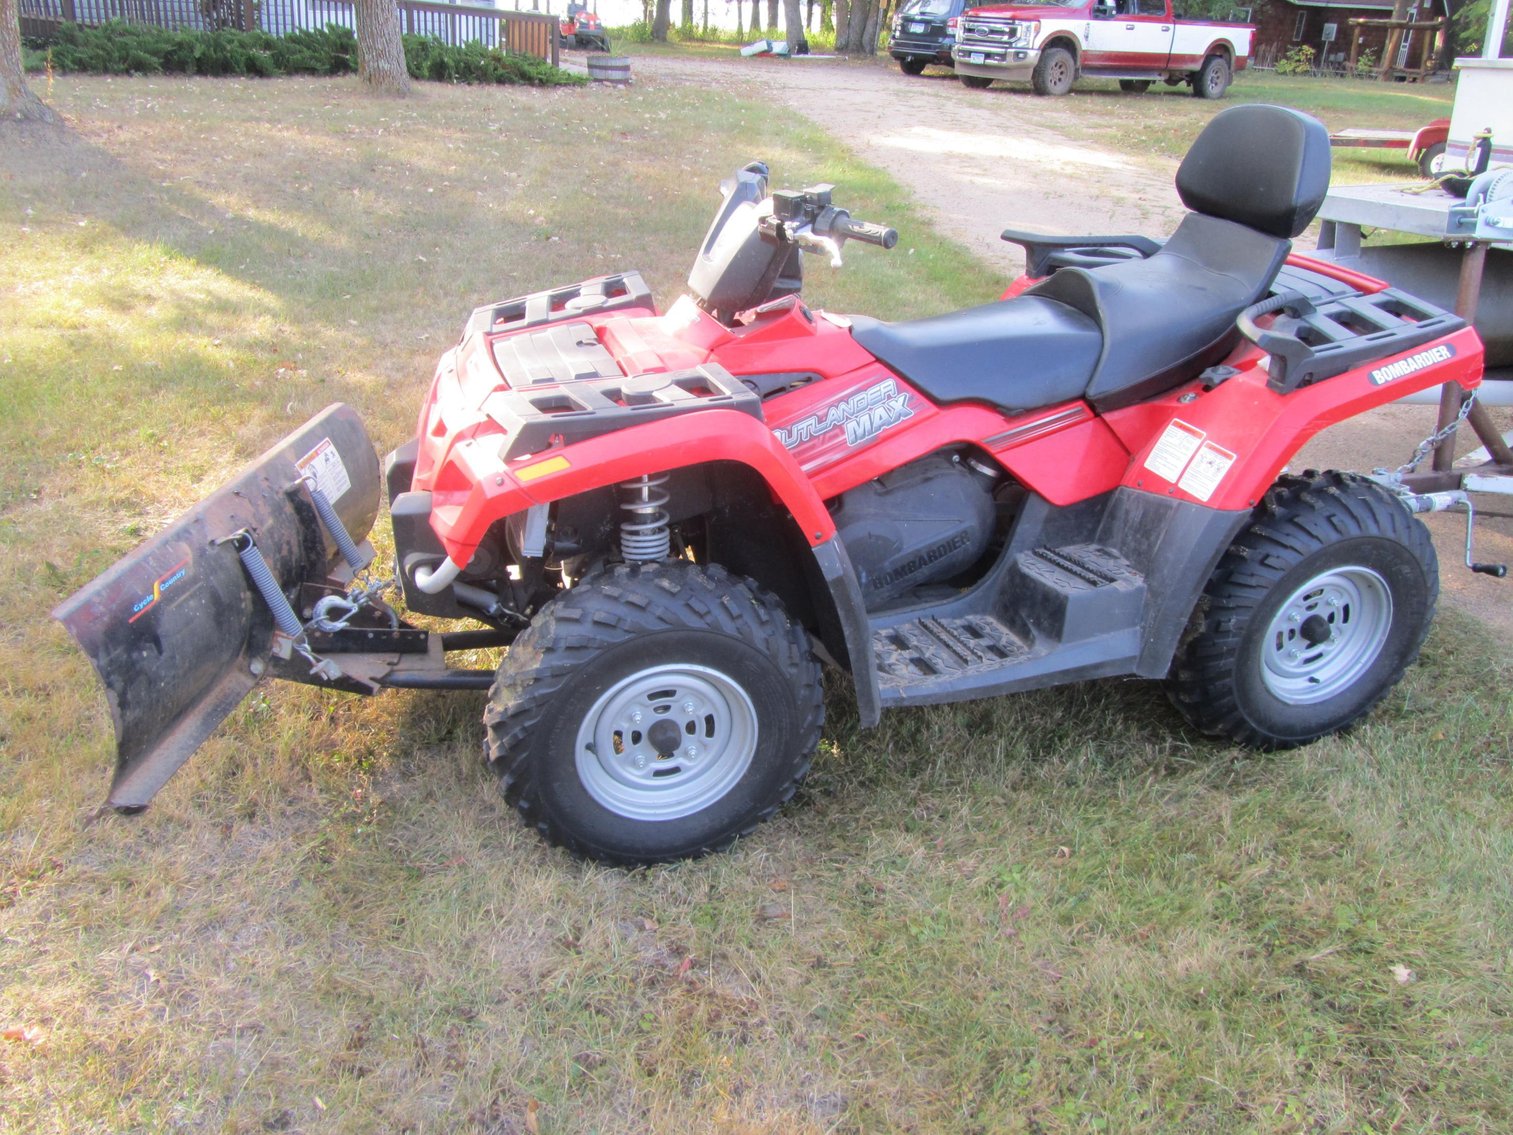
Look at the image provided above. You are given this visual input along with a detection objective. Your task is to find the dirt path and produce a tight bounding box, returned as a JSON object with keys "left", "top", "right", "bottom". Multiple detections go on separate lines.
{"left": 632, "top": 52, "right": 1513, "bottom": 637}
{"left": 633, "top": 53, "right": 1186, "bottom": 268}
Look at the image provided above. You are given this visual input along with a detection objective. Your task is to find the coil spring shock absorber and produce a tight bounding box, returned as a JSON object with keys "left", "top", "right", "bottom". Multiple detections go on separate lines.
{"left": 619, "top": 473, "right": 671, "bottom": 562}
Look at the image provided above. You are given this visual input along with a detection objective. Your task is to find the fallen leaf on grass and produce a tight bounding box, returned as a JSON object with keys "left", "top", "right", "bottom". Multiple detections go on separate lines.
{"left": 2, "top": 1025, "right": 45, "bottom": 1047}
{"left": 1391, "top": 964, "right": 1416, "bottom": 985}
{"left": 526, "top": 1098, "right": 541, "bottom": 1134}
{"left": 1053, "top": 846, "right": 1072, "bottom": 860}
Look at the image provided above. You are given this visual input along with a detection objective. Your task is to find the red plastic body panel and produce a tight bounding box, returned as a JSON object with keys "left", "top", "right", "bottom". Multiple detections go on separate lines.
{"left": 1115, "top": 325, "right": 1483, "bottom": 510}
{"left": 412, "top": 251, "right": 1484, "bottom": 567}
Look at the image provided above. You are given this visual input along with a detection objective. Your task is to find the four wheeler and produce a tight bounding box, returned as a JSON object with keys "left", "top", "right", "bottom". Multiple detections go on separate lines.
{"left": 559, "top": 2, "right": 611, "bottom": 52}
{"left": 58, "top": 105, "right": 1490, "bottom": 865}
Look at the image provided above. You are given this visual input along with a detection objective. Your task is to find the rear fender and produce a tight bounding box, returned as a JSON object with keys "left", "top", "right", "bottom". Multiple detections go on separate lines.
{"left": 1113, "top": 325, "right": 1484, "bottom": 510}
{"left": 53, "top": 404, "right": 381, "bottom": 809}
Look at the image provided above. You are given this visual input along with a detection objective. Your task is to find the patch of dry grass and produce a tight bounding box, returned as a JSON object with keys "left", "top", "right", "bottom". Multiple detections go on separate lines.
{"left": 2, "top": 71, "right": 1512, "bottom": 1135}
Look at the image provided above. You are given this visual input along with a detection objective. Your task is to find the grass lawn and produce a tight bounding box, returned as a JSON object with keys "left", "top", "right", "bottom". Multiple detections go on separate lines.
{"left": 2, "top": 69, "right": 1511, "bottom": 1134}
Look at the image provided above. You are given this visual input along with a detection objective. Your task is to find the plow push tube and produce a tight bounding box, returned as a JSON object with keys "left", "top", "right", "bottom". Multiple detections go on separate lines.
{"left": 52, "top": 404, "right": 381, "bottom": 810}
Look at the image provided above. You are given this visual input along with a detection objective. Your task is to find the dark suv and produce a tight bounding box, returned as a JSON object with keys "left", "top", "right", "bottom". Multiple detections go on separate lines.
{"left": 889, "top": 0, "right": 983, "bottom": 75}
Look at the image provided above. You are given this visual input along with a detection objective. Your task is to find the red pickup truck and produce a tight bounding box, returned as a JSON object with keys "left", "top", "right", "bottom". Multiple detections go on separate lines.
{"left": 952, "top": 0, "right": 1254, "bottom": 97}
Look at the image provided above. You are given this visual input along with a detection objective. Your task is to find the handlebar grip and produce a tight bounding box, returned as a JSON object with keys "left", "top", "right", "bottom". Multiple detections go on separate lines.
{"left": 835, "top": 215, "right": 899, "bottom": 250}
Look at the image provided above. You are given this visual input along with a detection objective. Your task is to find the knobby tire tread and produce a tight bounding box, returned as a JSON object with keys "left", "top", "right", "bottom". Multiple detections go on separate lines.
{"left": 1167, "top": 471, "right": 1437, "bottom": 749}
{"left": 483, "top": 561, "right": 823, "bottom": 863}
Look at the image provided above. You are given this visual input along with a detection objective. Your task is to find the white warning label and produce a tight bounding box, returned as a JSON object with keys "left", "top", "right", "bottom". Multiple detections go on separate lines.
{"left": 297, "top": 437, "right": 351, "bottom": 504}
{"left": 1144, "top": 420, "right": 1206, "bottom": 483}
{"left": 1177, "top": 440, "right": 1237, "bottom": 502}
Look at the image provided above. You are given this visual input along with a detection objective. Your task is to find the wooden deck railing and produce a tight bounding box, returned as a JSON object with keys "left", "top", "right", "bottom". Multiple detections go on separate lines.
{"left": 20, "top": 0, "right": 559, "bottom": 66}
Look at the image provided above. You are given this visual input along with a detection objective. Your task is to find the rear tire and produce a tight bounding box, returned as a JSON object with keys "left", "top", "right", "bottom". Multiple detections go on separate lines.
{"left": 900, "top": 57, "right": 928, "bottom": 76}
{"left": 485, "top": 561, "right": 823, "bottom": 864}
{"left": 1192, "top": 54, "right": 1231, "bottom": 99}
{"left": 1119, "top": 79, "right": 1152, "bottom": 93}
{"left": 1032, "top": 46, "right": 1075, "bottom": 96}
{"left": 1167, "top": 472, "right": 1437, "bottom": 749}
{"left": 960, "top": 74, "right": 993, "bottom": 89}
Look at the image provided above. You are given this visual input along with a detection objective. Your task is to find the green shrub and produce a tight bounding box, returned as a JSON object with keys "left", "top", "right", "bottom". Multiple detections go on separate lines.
{"left": 401, "top": 36, "right": 586, "bottom": 86}
{"left": 24, "top": 21, "right": 582, "bottom": 86}
{"left": 1274, "top": 44, "right": 1316, "bottom": 75}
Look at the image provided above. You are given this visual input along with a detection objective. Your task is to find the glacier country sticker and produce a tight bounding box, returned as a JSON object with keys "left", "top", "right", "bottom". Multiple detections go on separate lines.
{"left": 1370, "top": 344, "right": 1455, "bottom": 386}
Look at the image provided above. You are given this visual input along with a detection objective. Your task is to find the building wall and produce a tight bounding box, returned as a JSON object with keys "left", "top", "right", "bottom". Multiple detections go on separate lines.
{"left": 1249, "top": 0, "right": 1442, "bottom": 71}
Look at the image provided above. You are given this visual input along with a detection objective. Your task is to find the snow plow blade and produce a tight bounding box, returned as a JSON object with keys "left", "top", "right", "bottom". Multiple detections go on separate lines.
{"left": 52, "top": 404, "right": 381, "bottom": 810}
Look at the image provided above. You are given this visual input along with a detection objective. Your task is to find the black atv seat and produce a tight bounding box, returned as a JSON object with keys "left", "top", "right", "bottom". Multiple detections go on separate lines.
{"left": 849, "top": 295, "right": 1102, "bottom": 413}
{"left": 851, "top": 105, "right": 1331, "bottom": 415}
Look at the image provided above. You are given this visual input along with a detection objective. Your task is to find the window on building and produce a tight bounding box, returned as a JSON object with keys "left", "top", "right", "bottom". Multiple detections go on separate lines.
{"left": 1293, "top": 11, "right": 1306, "bottom": 39}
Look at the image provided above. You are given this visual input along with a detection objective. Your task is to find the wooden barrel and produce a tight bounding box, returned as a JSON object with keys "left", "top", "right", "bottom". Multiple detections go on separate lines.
{"left": 587, "top": 56, "right": 632, "bottom": 84}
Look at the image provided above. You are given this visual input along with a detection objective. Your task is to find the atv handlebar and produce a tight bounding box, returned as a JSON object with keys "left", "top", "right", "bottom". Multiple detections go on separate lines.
{"left": 832, "top": 213, "right": 899, "bottom": 250}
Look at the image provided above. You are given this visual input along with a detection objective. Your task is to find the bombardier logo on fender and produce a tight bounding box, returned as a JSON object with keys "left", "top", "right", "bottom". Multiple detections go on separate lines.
{"left": 1370, "top": 344, "right": 1455, "bottom": 386}
{"left": 774, "top": 378, "right": 915, "bottom": 450}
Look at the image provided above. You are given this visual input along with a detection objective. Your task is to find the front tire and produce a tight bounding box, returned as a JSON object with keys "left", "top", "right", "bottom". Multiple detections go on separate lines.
{"left": 1168, "top": 472, "right": 1437, "bottom": 749}
{"left": 1192, "top": 54, "right": 1231, "bottom": 99}
{"left": 485, "top": 562, "right": 823, "bottom": 864}
{"left": 1032, "top": 46, "right": 1075, "bottom": 96}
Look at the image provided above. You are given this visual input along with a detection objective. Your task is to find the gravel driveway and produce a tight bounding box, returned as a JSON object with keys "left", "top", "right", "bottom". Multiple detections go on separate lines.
{"left": 632, "top": 52, "right": 1513, "bottom": 636}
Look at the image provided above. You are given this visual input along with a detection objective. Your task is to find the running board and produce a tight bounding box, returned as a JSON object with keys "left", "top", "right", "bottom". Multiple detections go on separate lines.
{"left": 872, "top": 544, "right": 1146, "bottom": 706}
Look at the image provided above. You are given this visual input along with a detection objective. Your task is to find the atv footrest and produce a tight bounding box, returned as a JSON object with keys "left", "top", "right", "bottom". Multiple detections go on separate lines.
{"left": 874, "top": 615, "right": 1029, "bottom": 686}
{"left": 1007, "top": 544, "right": 1146, "bottom": 644}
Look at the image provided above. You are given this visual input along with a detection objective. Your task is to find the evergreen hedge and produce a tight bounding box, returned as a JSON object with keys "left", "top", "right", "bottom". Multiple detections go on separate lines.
{"left": 24, "top": 22, "right": 585, "bottom": 86}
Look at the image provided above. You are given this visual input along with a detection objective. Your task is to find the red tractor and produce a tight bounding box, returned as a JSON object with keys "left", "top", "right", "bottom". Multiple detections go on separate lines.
{"left": 560, "top": 2, "right": 611, "bottom": 52}
{"left": 59, "top": 106, "right": 1492, "bottom": 864}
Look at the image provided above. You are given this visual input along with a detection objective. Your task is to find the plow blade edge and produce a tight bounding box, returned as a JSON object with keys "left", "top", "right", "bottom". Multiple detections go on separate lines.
{"left": 53, "top": 404, "right": 381, "bottom": 809}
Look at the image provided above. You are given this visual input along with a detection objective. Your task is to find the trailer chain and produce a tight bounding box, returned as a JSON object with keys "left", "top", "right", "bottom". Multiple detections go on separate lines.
{"left": 1387, "top": 392, "right": 1477, "bottom": 481}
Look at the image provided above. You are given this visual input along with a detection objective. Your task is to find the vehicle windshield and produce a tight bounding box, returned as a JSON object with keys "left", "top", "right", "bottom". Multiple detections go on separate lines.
{"left": 898, "top": 0, "right": 957, "bottom": 16}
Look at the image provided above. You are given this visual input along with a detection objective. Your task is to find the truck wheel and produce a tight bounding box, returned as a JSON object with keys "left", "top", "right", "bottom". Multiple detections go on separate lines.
{"left": 1119, "top": 79, "right": 1151, "bottom": 93}
{"left": 1416, "top": 141, "right": 1446, "bottom": 178}
{"left": 1167, "top": 472, "right": 1437, "bottom": 750}
{"left": 484, "top": 561, "right": 823, "bottom": 864}
{"left": 900, "top": 57, "right": 928, "bottom": 76}
{"left": 1032, "top": 46, "right": 1075, "bottom": 96}
{"left": 960, "top": 74, "right": 993, "bottom": 89}
{"left": 1192, "top": 54, "right": 1231, "bottom": 99}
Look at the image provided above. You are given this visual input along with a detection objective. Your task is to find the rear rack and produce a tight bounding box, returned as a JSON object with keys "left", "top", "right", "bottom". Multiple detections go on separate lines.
{"left": 486, "top": 363, "right": 762, "bottom": 460}
{"left": 1239, "top": 287, "right": 1466, "bottom": 394}
{"left": 464, "top": 271, "right": 655, "bottom": 337}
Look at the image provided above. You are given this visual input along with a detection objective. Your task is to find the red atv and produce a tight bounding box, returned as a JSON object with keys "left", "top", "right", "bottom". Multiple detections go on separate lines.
{"left": 58, "top": 105, "right": 1490, "bottom": 864}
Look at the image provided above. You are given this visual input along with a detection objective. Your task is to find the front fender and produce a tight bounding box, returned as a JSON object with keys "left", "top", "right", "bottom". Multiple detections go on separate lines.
{"left": 427, "top": 407, "right": 836, "bottom": 566}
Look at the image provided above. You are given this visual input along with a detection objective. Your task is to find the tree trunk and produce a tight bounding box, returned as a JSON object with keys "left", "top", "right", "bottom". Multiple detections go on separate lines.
{"left": 681, "top": 0, "right": 693, "bottom": 29}
{"left": 355, "top": 0, "right": 411, "bottom": 95}
{"left": 767, "top": 0, "right": 778, "bottom": 32}
{"left": 834, "top": 0, "right": 848, "bottom": 42}
{"left": 2, "top": 0, "right": 59, "bottom": 123}
{"left": 652, "top": 0, "right": 671, "bottom": 40}
{"left": 784, "top": 0, "right": 808, "bottom": 52}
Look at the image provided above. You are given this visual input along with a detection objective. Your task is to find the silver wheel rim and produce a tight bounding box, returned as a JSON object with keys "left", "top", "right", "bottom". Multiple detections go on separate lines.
{"left": 1260, "top": 566, "right": 1393, "bottom": 704}
{"left": 575, "top": 663, "right": 758, "bottom": 821}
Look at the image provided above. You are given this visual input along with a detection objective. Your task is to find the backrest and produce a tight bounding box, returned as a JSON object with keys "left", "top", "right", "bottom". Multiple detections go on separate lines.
{"left": 1176, "top": 104, "right": 1332, "bottom": 239}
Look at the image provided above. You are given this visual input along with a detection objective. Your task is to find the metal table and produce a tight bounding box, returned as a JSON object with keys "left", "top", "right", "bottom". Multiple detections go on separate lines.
{"left": 1316, "top": 182, "right": 1513, "bottom": 483}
